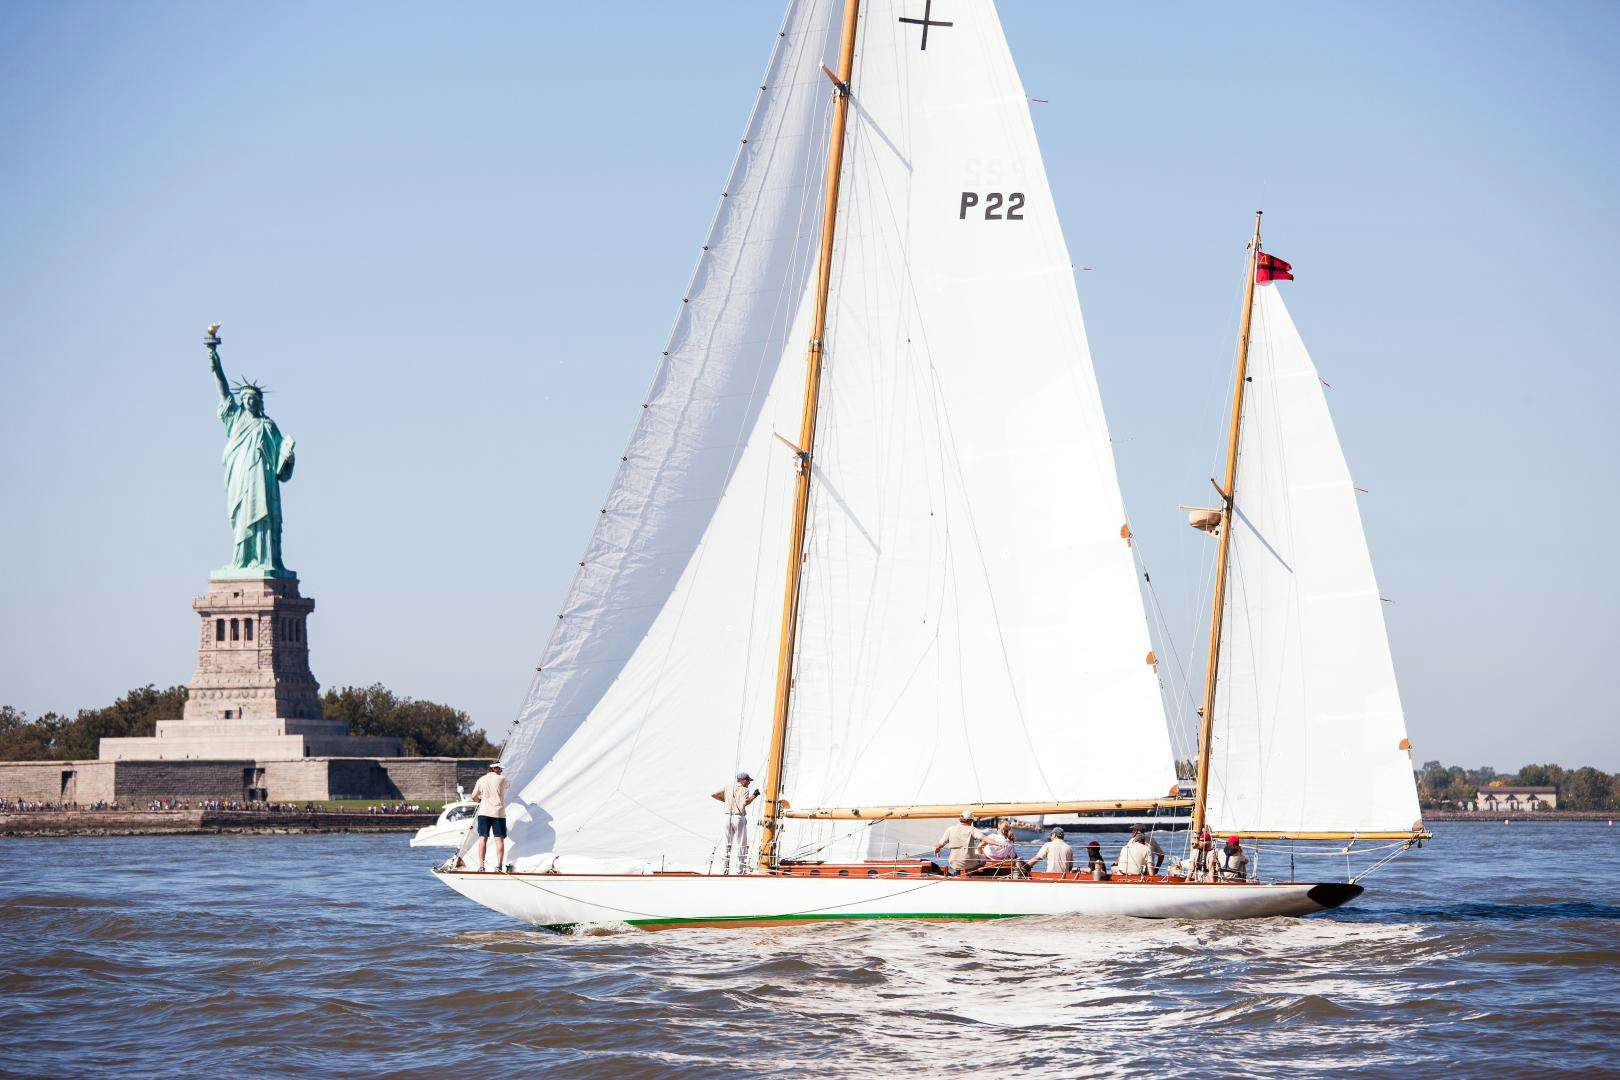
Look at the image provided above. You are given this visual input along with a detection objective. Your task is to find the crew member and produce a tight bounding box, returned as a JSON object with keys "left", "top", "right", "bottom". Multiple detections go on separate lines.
{"left": 982, "top": 821, "right": 1020, "bottom": 863}
{"left": 1082, "top": 840, "right": 1110, "bottom": 879}
{"left": 1213, "top": 835, "right": 1249, "bottom": 881}
{"left": 1191, "top": 827, "right": 1215, "bottom": 875}
{"left": 469, "top": 761, "right": 510, "bottom": 873}
{"left": 1029, "top": 827, "right": 1073, "bottom": 873}
{"left": 710, "top": 771, "right": 759, "bottom": 874}
{"left": 1114, "top": 825, "right": 1165, "bottom": 877}
{"left": 933, "top": 811, "right": 990, "bottom": 875}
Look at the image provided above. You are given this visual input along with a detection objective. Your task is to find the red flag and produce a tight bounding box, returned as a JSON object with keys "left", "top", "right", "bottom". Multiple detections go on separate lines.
{"left": 1256, "top": 250, "right": 1293, "bottom": 283}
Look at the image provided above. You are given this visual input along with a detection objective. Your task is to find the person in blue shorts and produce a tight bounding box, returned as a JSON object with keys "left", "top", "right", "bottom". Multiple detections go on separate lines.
{"left": 469, "top": 762, "right": 510, "bottom": 872}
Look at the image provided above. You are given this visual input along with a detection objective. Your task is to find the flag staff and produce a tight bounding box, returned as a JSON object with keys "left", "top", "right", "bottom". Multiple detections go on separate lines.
{"left": 1191, "top": 210, "right": 1264, "bottom": 839}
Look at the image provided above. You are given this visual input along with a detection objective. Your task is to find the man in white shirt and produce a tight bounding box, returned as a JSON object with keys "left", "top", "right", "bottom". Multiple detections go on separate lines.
{"left": 710, "top": 771, "right": 759, "bottom": 874}
{"left": 468, "top": 762, "right": 510, "bottom": 873}
{"left": 1028, "top": 827, "right": 1073, "bottom": 874}
{"left": 1114, "top": 825, "right": 1166, "bottom": 877}
{"left": 933, "top": 811, "right": 991, "bottom": 875}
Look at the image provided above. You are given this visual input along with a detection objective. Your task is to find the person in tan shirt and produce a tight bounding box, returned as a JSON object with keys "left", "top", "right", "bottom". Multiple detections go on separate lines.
{"left": 710, "top": 771, "right": 759, "bottom": 874}
{"left": 468, "top": 762, "right": 510, "bottom": 873}
{"left": 933, "top": 811, "right": 991, "bottom": 875}
{"left": 1029, "top": 828, "right": 1073, "bottom": 874}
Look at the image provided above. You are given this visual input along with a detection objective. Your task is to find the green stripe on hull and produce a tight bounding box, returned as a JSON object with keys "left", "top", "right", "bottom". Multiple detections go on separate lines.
{"left": 541, "top": 911, "right": 1025, "bottom": 932}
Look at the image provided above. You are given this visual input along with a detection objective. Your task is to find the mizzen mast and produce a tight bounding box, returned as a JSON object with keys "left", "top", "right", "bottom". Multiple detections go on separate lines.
{"left": 1190, "top": 210, "right": 1264, "bottom": 840}
{"left": 758, "top": 0, "right": 863, "bottom": 871}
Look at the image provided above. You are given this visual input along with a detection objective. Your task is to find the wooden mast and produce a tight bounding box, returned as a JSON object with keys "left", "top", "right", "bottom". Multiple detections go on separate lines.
{"left": 757, "top": 0, "right": 863, "bottom": 871}
{"left": 1190, "top": 210, "right": 1264, "bottom": 840}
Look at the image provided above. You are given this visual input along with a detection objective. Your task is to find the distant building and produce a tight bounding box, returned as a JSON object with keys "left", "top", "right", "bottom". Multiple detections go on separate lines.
{"left": 1472, "top": 786, "right": 1557, "bottom": 812}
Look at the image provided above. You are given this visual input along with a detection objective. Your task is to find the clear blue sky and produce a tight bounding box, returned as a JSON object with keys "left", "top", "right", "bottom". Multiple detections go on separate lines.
{"left": 3, "top": 2, "right": 1616, "bottom": 770}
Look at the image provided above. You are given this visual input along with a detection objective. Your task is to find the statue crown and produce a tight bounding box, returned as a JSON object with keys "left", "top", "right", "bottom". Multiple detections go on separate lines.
{"left": 233, "top": 379, "right": 270, "bottom": 397}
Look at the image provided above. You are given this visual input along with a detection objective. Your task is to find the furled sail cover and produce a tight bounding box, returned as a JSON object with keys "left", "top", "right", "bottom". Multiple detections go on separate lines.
{"left": 1206, "top": 285, "right": 1422, "bottom": 835}
{"left": 497, "top": 0, "right": 844, "bottom": 870}
{"left": 777, "top": 0, "right": 1177, "bottom": 861}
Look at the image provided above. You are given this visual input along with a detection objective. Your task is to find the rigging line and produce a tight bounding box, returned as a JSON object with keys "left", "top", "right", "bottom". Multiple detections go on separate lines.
{"left": 926, "top": 361, "right": 1058, "bottom": 800}
{"left": 1131, "top": 533, "right": 1197, "bottom": 765}
{"left": 731, "top": 53, "right": 835, "bottom": 774}
{"left": 1177, "top": 246, "right": 1256, "bottom": 744}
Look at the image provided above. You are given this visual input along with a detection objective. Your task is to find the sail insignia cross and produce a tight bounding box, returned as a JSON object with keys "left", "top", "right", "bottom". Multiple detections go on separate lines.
{"left": 898, "top": 0, "right": 953, "bottom": 50}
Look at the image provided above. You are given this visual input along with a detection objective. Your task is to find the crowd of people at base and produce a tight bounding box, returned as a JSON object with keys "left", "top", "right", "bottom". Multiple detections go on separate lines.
{"left": 365, "top": 803, "right": 430, "bottom": 815}
{"left": 934, "top": 815, "right": 1251, "bottom": 881}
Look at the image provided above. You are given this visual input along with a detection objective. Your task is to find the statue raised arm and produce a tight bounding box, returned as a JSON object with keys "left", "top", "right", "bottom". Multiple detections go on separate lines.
{"left": 205, "top": 323, "right": 231, "bottom": 404}
{"left": 203, "top": 323, "right": 297, "bottom": 581}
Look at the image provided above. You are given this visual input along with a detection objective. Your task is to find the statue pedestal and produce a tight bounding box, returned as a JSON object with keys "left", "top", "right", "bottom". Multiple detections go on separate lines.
{"left": 100, "top": 578, "right": 403, "bottom": 762}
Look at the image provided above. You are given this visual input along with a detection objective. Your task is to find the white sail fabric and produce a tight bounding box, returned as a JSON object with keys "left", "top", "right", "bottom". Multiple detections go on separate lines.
{"left": 778, "top": 1, "right": 1176, "bottom": 860}
{"left": 497, "top": 1, "right": 844, "bottom": 870}
{"left": 1206, "top": 284, "right": 1422, "bottom": 835}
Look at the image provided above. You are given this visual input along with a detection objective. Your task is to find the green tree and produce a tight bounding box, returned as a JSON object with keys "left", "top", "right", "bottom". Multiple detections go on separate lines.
{"left": 0, "top": 687, "right": 186, "bottom": 761}
{"left": 52, "top": 685, "right": 188, "bottom": 760}
{"left": 1560, "top": 766, "right": 1613, "bottom": 811}
{"left": 321, "top": 684, "right": 499, "bottom": 757}
{"left": 0, "top": 705, "right": 64, "bottom": 760}
{"left": 1514, "top": 763, "right": 1565, "bottom": 788}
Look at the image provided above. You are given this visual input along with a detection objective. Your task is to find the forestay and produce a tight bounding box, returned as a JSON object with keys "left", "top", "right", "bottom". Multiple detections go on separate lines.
{"left": 779, "top": 0, "right": 1177, "bottom": 860}
{"left": 1206, "top": 284, "right": 1422, "bottom": 835}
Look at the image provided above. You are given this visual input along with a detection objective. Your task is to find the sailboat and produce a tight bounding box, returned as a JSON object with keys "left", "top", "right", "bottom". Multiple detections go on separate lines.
{"left": 436, "top": 0, "right": 1424, "bottom": 929}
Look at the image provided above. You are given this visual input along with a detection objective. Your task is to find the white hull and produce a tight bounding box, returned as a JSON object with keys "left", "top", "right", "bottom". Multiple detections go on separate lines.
{"left": 434, "top": 870, "right": 1362, "bottom": 930}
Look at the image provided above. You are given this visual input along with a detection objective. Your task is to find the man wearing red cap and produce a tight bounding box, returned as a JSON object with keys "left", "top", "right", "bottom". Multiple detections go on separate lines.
{"left": 1213, "top": 835, "right": 1250, "bottom": 881}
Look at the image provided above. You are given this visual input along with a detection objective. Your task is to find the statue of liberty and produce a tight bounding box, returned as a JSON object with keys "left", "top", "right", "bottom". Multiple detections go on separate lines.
{"left": 205, "top": 324, "right": 297, "bottom": 579}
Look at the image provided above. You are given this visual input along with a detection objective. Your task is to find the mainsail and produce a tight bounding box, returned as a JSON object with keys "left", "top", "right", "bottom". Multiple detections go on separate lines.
{"left": 1205, "top": 282, "right": 1422, "bottom": 836}
{"left": 498, "top": 0, "right": 1176, "bottom": 871}
{"left": 779, "top": 0, "right": 1176, "bottom": 858}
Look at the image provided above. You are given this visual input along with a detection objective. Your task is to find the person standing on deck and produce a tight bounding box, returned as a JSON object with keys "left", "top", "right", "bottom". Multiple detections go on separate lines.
{"left": 1028, "top": 828, "right": 1073, "bottom": 874}
{"left": 933, "top": 811, "right": 991, "bottom": 875}
{"left": 469, "top": 762, "right": 510, "bottom": 873}
{"left": 711, "top": 772, "right": 759, "bottom": 874}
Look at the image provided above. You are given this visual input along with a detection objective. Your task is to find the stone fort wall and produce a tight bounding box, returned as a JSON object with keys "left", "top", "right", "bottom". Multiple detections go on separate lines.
{"left": 0, "top": 756, "right": 493, "bottom": 804}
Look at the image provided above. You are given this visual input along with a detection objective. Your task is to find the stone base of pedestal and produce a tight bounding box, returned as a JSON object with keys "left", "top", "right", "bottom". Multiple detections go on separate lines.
{"left": 98, "top": 575, "right": 402, "bottom": 763}
{"left": 100, "top": 731, "right": 405, "bottom": 762}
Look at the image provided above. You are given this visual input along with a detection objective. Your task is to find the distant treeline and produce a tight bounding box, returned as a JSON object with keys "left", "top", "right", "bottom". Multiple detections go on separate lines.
{"left": 0, "top": 683, "right": 499, "bottom": 761}
{"left": 1417, "top": 761, "right": 1620, "bottom": 811}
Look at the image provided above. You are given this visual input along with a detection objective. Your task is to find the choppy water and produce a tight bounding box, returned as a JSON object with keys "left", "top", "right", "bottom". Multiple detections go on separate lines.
{"left": 2, "top": 822, "right": 1617, "bottom": 1077}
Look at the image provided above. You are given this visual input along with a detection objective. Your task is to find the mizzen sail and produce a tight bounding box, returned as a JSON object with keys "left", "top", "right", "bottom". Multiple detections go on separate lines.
{"left": 1206, "top": 282, "right": 1422, "bottom": 836}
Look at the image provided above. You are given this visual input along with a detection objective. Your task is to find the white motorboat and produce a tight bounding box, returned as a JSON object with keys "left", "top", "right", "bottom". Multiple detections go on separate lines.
{"left": 410, "top": 788, "right": 477, "bottom": 848}
{"left": 437, "top": 0, "right": 1425, "bottom": 929}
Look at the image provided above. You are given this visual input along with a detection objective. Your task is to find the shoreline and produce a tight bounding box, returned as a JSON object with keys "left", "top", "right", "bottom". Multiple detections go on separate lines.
{"left": 0, "top": 809, "right": 437, "bottom": 838}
